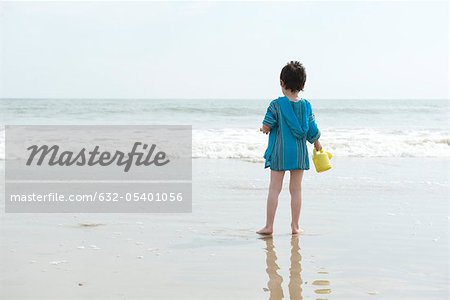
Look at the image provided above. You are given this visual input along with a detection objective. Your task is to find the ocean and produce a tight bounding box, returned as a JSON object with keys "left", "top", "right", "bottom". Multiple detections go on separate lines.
{"left": 1, "top": 98, "right": 449, "bottom": 160}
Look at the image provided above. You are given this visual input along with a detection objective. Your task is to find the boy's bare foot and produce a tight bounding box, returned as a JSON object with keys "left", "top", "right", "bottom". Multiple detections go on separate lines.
{"left": 291, "top": 225, "right": 304, "bottom": 235}
{"left": 256, "top": 227, "right": 273, "bottom": 235}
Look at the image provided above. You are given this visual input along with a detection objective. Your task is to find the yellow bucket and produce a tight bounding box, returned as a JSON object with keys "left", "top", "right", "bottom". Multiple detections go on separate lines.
{"left": 312, "top": 148, "right": 332, "bottom": 173}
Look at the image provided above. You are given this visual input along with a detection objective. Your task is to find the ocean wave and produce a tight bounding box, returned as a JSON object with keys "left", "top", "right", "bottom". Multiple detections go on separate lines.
{"left": 0, "top": 127, "right": 449, "bottom": 161}
{"left": 191, "top": 128, "right": 450, "bottom": 161}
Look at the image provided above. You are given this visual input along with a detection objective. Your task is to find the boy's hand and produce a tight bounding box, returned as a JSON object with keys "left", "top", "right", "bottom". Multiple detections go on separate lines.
{"left": 260, "top": 124, "right": 270, "bottom": 134}
{"left": 314, "top": 140, "right": 322, "bottom": 151}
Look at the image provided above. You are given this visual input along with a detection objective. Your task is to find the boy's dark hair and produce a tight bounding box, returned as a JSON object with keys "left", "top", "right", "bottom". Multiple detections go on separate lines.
{"left": 280, "top": 61, "right": 307, "bottom": 92}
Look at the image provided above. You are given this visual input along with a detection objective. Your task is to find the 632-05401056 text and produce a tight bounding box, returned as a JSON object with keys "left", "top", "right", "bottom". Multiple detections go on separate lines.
{"left": 9, "top": 192, "right": 185, "bottom": 203}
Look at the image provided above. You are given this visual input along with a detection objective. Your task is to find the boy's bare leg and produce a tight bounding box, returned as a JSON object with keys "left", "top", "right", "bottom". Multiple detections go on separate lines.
{"left": 257, "top": 170, "right": 285, "bottom": 235}
{"left": 289, "top": 170, "right": 304, "bottom": 234}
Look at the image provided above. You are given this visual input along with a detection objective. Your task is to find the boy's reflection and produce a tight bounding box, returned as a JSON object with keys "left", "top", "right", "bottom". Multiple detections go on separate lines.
{"left": 288, "top": 236, "right": 302, "bottom": 300}
{"left": 262, "top": 236, "right": 303, "bottom": 300}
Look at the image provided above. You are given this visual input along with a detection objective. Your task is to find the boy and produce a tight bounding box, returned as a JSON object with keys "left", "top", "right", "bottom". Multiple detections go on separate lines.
{"left": 258, "top": 61, "right": 322, "bottom": 235}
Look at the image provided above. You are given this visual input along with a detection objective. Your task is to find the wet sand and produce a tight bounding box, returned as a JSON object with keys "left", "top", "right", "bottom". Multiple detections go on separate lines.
{"left": 0, "top": 157, "right": 449, "bottom": 299}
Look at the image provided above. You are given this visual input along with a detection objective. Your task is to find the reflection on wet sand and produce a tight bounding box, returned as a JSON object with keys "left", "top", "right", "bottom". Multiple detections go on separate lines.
{"left": 264, "top": 236, "right": 285, "bottom": 299}
{"left": 288, "top": 236, "right": 302, "bottom": 300}
{"left": 262, "top": 236, "right": 303, "bottom": 300}
{"left": 262, "top": 236, "right": 331, "bottom": 300}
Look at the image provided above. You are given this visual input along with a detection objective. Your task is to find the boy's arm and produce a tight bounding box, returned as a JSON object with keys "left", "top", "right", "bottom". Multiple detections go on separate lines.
{"left": 314, "top": 140, "right": 322, "bottom": 151}
{"left": 261, "top": 100, "right": 277, "bottom": 134}
{"left": 306, "top": 100, "right": 321, "bottom": 145}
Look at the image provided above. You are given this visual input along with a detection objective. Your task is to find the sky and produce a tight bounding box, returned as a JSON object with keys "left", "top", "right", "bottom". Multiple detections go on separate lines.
{"left": 0, "top": 1, "right": 448, "bottom": 100}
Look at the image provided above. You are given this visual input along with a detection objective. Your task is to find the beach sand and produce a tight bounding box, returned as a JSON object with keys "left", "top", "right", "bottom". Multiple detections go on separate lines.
{"left": 0, "top": 157, "right": 449, "bottom": 299}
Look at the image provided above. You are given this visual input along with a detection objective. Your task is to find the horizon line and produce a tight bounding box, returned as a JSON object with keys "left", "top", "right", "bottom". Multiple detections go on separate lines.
{"left": 1, "top": 97, "right": 449, "bottom": 101}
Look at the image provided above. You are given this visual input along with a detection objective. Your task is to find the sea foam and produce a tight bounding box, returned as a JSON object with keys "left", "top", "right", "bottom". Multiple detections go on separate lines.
{"left": 1, "top": 126, "right": 449, "bottom": 161}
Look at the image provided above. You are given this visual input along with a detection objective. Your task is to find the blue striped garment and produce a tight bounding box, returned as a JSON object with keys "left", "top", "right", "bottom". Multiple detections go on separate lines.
{"left": 262, "top": 96, "right": 321, "bottom": 171}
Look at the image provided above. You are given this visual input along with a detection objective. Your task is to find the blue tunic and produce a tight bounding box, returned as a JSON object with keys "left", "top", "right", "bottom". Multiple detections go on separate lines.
{"left": 262, "top": 96, "right": 320, "bottom": 171}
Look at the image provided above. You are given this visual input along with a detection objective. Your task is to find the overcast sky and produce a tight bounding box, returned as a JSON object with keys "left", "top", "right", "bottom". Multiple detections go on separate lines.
{"left": 0, "top": 1, "right": 448, "bottom": 99}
